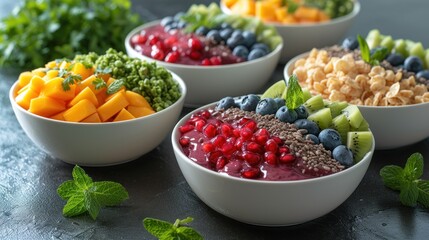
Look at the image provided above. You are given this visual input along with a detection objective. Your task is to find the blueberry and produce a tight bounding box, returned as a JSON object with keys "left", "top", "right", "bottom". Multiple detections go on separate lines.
{"left": 206, "top": 30, "right": 222, "bottom": 43}
{"left": 305, "top": 134, "right": 320, "bottom": 144}
{"left": 255, "top": 98, "right": 278, "bottom": 115}
{"left": 195, "top": 26, "right": 209, "bottom": 36}
{"left": 251, "top": 43, "right": 269, "bottom": 54}
{"left": 227, "top": 34, "right": 245, "bottom": 49}
{"left": 386, "top": 53, "right": 405, "bottom": 66}
{"left": 220, "top": 28, "right": 233, "bottom": 41}
{"left": 404, "top": 56, "right": 424, "bottom": 73}
{"left": 295, "top": 105, "right": 308, "bottom": 119}
{"left": 248, "top": 48, "right": 266, "bottom": 61}
{"left": 240, "top": 94, "right": 260, "bottom": 111}
{"left": 275, "top": 106, "right": 298, "bottom": 123}
{"left": 164, "top": 22, "right": 178, "bottom": 32}
{"left": 318, "top": 129, "right": 342, "bottom": 151}
{"left": 234, "top": 95, "right": 245, "bottom": 106}
{"left": 160, "top": 16, "right": 174, "bottom": 27}
{"left": 177, "top": 20, "right": 187, "bottom": 29}
{"left": 416, "top": 70, "right": 429, "bottom": 80}
{"left": 293, "top": 119, "right": 319, "bottom": 135}
{"left": 342, "top": 36, "right": 359, "bottom": 50}
{"left": 231, "top": 30, "right": 243, "bottom": 38}
{"left": 217, "top": 96, "right": 238, "bottom": 109}
{"left": 232, "top": 45, "right": 249, "bottom": 59}
{"left": 242, "top": 31, "right": 256, "bottom": 48}
{"left": 273, "top": 98, "right": 285, "bottom": 109}
{"left": 173, "top": 12, "right": 185, "bottom": 21}
{"left": 332, "top": 145, "right": 353, "bottom": 167}
{"left": 370, "top": 47, "right": 387, "bottom": 60}
{"left": 220, "top": 23, "right": 232, "bottom": 29}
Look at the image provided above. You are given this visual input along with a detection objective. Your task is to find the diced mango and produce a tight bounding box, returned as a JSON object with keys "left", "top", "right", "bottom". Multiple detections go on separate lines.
{"left": 294, "top": 6, "right": 319, "bottom": 22}
{"left": 223, "top": 0, "right": 239, "bottom": 8}
{"left": 96, "top": 89, "right": 108, "bottom": 105}
{"left": 18, "top": 72, "right": 34, "bottom": 88}
{"left": 17, "top": 84, "right": 29, "bottom": 95}
{"left": 29, "top": 75, "right": 45, "bottom": 93}
{"left": 45, "top": 61, "right": 58, "bottom": 69}
{"left": 231, "top": 0, "right": 255, "bottom": 16}
{"left": 42, "top": 77, "right": 76, "bottom": 101}
{"left": 105, "top": 89, "right": 125, "bottom": 102}
{"left": 31, "top": 68, "right": 46, "bottom": 78}
{"left": 113, "top": 108, "right": 136, "bottom": 122}
{"left": 28, "top": 96, "right": 66, "bottom": 117}
{"left": 127, "top": 106, "right": 155, "bottom": 118}
{"left": 15, "top": 88, "right": 39, "bottom": 110}
{"left": 43, "top": 69, "right": 59, "bottom": 81}
{"left": 63, "top": 99, "right": 97, "bottom": 122}
{"left": 71, "top": 62, "right": 94, "bottom": 80}
{"left": 59, "top": 61, "right": 71, "bottom": 70}
{"left": 255, "top": 1, "right": 276, "bottom": 22}
{"left": 81, "top": 112, "right": 101, "bottom": 123}
{"left": 125, "top": 90, "right": 153, "bottom": 109}
{"left": 51, "top": 111, "right": 66, "bottom": 121}
{"left": 76, "top": 75, "right": 105, "bottom": 95}
{"left": 275, "top": 7, "right": 288, "bottom": 22}
{"left": 97, "top": 92, "right": 129, "bottom": 122}
{"left": 68, "top": 87, "right": 99, "bottom": 107}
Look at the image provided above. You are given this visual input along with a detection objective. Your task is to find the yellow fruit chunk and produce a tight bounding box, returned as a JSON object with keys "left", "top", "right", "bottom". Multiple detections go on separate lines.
{"left": 255, "top": 1, "right": 276, "bottom": 22}
{"left": 127, "top": 106, "right": 155, "bottom": 118}
{"left": 43, "top": 69, "right": 59, "bottom": 81}
{"left": 223, "top": 0, "right": 238, "bottom": 8}
{"left": 105, "top": 89, "right": 125, "bottom": 102}
{"left": 275, "top": 7, "right": 288, "bottom": 22}
{"left": 76, "top": 75, "right": 105, "bottom": 95}
{"left": 15, "top": 88, "right": 39, "bottom": 110}
{"left": 63, "top": 99, "right": 97, "bottom": 122}
{"left": 71, "top": 62, "right": 94, "bottom": 80}
{"left": 81, "top": 112, "right": 101, "bottom": 123}
{"left": 29, "top": 75, "right": 45, "bottom": 93}
{"left": 97, "top": 92, "right": 129, "bottom": 122}
{"left": 17, "top": 84, "right": 29, "bottom": 95}
{"left": 125, "top": 91, "right": 153, "bottom": 109}
{"left": 51, "top": 111, "right": 65, "bottom": 121}
{"left": 113, "top": 108, "right": 135, "bottom": 122}
{"left": 31, "top": 68, "right": 46, "bottom": 78}
{"left": 68, "top": 87, "right": 99, "bottom": 107}
{"left": 28, "top": 96, "right": 66, "bottom": 117}
{"left": 18, "top": 72, "right": 34, "bottom": 88}
{"left": 42, "top": 77, "right": 76, "bottom": 101}
{"left": 96, "top": 89, "right": 108, "bottom": 105}
{"left": 231, "top": 0, "right": 255, "bottom": 16}
{"left": 45, "top": 61, "right": 57, "bottom": 69}
{"left": 59, "top": 61, "right": 71, "bottom": 70}
{"left": 294, "top": 7, "right": 319, "bottom": 22}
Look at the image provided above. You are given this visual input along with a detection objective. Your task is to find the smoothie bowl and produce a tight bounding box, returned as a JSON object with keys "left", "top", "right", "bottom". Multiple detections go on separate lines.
{"left": 125, "top": 3, "right": 283, "bottom": 107}
{"left": 171, "top": 79, "right": 374, "bottom": 226}
{"left": 284, "top": 31, "right": 429, "bottom": 149}
{"left": 10, "top": 49, "right": 186, "bottom": 166}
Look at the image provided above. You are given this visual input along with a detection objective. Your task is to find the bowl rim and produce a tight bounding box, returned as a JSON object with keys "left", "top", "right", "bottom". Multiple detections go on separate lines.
{"left": 9, "top": 70, "right": 187, "bottom": 125}
{"left": 220, "top": 0, "right": 360, "bottom": 28}
{"left": 172, "top": 101, "right": 374, "bottom": 185}
{"left": 284, "top": 51, "right": 429, "bottom": 110}
{"left": 124, "top": 20, "right": 284, "bottom": 70}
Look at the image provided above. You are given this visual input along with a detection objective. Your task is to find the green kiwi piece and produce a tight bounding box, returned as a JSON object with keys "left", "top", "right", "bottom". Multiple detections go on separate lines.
{"left": 410, "top": 42, "right": 426, "bottom": 61}
{"left": 347, "top": 131, "right": 373, "bottom": 163}
{"left": 302, "top": 88, "right": 312, "bottom": 102}
{"left": 341, "top": 105, "right": 364, "bottom": 129}
{"left": 366, "top": 29, "right": 383, "bottom": 49}
{"left": 261, "top": 80, "right": 286, "bottom": 99}
{"left": 425, "top": 49, "right": 429, "bottom": 69}
{"left": 380, "top": 36, "right": 394, "bottom": 53}
{"left": 303, "top": 95, "right": 324, "bottom": 113}
{"left": 394, "top": 39, "right": 408, "bottom": 57}
{"left": 307, "top": 108, "right": 332, "bottom": 130}
{"left": 327, "top": 101, "right": 349, "bottom": 118}
{"left": 351, "top": 118, "right": 370, "bottom": 131}
{"left": 331, "top": 114, "right": 350, "bottom": 144}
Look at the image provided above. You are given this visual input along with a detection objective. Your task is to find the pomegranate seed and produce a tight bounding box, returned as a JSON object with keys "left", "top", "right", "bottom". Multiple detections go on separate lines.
{"left": 179, "top": 137, "right": 190, "bottom": 147}
{"left": 272, "top": 136, "right": 283, "bottom": 144}
{"left": 216, "top": 156, "right": 228, "bottom": 170}
{"left": 233, "top": 129, "right": 241, "bottom": 137}
{"left": 203, "top": 123, "right": 217, "bottom": 138}
{"left": 164, "top": 36, "right": 178, "bottom": 47}
{"left": 200, "top": 110, "right": 211, "bottom": 119}
{"left": 246, "top": 142, "right": 263, "bottom": 153}
{"left": 240, "top": 128, "right": 253, "bottom": 140}
{"left": 279, "top": 153, "right": 296, "bottom": 163}
{"left": 221, "top": 123, "right": 233, "bottom": 136}
{"left": 194, "top": 119, "right": 206, "bottom": 132}
{"left": 241, "top": 168, "right": 260, "bottom": 179}
{"left": 221, "top": 143, "right": 235, "bottom": 155}
{"left": 188, "top": 37, "right": 203, "bottom": 51}
{"left": 255, "top": 128, "right": 269, "bottom": 136}
{"left": 154, "top": 41, "right": 165, "bottom": 51}
{"left": 264, "top": 152, "right": 278, "bottom": 165}
{"left": 201, "top": 58, "right": 211, "bottom": 66}
{"left": 179, "top": 124, "right": 194, "bottom": 133}
{"left": 226, "top": 136, "right": 236, "bottom": 145}
{"left": 164, "top": 51, "right": 180, "bottom": 63}
{"left": 255, "top": 134, "right": 269, "bottom": 145}
{"left": 208, "top": 150, "right": 223, "bottom": 164}
{"left": 189, "top": 116, "right": 204, "bottom": 125}
{"left": 279, "top": 146, "right": 290, "bottom": 154}
{"left": 202, "top": 142, "right": 215, "bottom": 153}
{"left": 189, "top": 51, "right": 202, "bottom": 60}
{"left": 234, "top": 137, "right": 245, "bottom": 149}
{"left": 264, "top": 139, "right": 278, "bottom": 152}
{"left": 148, "top": 35, "right": 160, "bottom": 45}
{"left": 210, "top": 56, "right": 222, "bottom": 65}
{"left": 211, "top": 135, "right": 226, "bottom": 147}
{"left": 242, "top": 151, "right": 261, "bottom": 166}
{"left": 131, "top": 34, "right": 147, "bottom": 45}
{"left": 151, "top": 49, "right": 165, "bottom": 60}
{"left": 238, "top": 117, "right": 251, "bottom": 126}
{"left": 243, "top": 120, "right": 257, "bottom": 131}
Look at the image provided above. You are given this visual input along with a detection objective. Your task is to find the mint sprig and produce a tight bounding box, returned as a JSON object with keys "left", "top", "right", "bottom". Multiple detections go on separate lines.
{"left": 357, "top": 34, "right": 388, "bottom": 66}
{"left": 57, "top": 165, "right": 129, "bottom": 220}
{"left": 143, "top": 217, "right": 203, "bottom": 240}
{"left": 285, "top": 74, "right": 304, "bottom": 110}
{"left": 380, "top": 152, "right": 429, "bottom": 208}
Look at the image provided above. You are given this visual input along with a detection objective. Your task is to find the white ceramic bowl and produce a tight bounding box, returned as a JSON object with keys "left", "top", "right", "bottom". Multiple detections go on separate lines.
{"left": 284, "top": 52, "right": 429, "bottom": 150}
{"left": 171, "top": 102, "right": 374, "bottom": 226}
{"left": 10, "top": 72, "right": 186, "bottom": 166}
{"left": 125, "top": 20, "right": 283, "bottom": 108}
{"left": 221, "top": 1, "right": 360, "bottom": 63}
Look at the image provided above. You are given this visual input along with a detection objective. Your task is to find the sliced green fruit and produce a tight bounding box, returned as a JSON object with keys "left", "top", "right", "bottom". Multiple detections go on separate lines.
{"left": 303, "top": 95, "right": 324, "bottom": 113}
{"left": 347, "top": 131, "right": 373, "bottom": 163}
{"left": 380, "top": 36, "right": 394, "bottom": 53}
{"left": 351, "top": 118, "right": 370, "bottom": 131}
{"left": 307, "top": 108, "right": 332, "bottom": 130}
{"left": 327, "top": 101, "right": 349, "bottom": 118}
{"left": 425, "top": 49, "right": 429, "bottom": 69}
{"left": 394, "top": 39, "right": 408, "bottom": 57}
{"left": 410, "top": 42, "right": 425, "bottom": 61}
{"left": 261, "top": 80, "right": 286, "bottom": 99}
{"left": 302, "top": 88, "right": 312, "bottom": 102}
{"left": 331, "top": 114, "right": 350, "bottom": 144}
{"left": 405, "top": 39, "right": 416, "bottom": 54}
{"left": 366, "top": 29, "right": 383, "bottom": 49}
{"left": 341, "top": 105, "right": 364, "bottom": 129}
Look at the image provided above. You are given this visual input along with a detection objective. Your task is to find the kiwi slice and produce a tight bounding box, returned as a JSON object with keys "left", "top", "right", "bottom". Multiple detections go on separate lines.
{"left": 307, "top": 108, "right": 332, "bottom": 130}
{"left": 347, "top": 131, "right": 373, "bottom": 163}
{"left": 302, "top": 88, "right": 312, "bottom": 102}
{"left": 261, "top": 80, "right": 286, "bottom": 99}
{"left": 380, "top": 36, "right": 394, "bottom": 53}
{"left": 351, "top": 118, "right": 370, "bottom": 131}
{"left": 366, "top": 29, "right": 383, "bottom": 49}
{"left": 341, "top": 105, "right": 364, "bottom": 129}
{"left": 410, "top": 42, "right": 425, "bottom": 60}
{"left": 303, "top": 95, "right": 324, "bottom": 113}
{"left": 331, "top": 114, "right": 350, "bottom": 144}
{"left": 328, "top": 101, "right": 349, "bottom": 118}
{"left": 394, "top": 39, "right": 408, "bottom": 57}
{"left": 425, "top": 49, "right": 429, "bottom": 69}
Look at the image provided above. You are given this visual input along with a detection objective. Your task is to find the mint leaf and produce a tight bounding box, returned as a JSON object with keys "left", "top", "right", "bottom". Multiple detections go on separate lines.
{"left": 92, "top": 78, "right": 107, "bottom": 90}
{"left": 63, "top": 193, "right": 86, "bottom": 217}
{"left": 143, "top": 218, "right": 174, "bottom": 238}
{"left": 369, "top": 47, "right": 388, "bottom": 65}
{"left": 417, "top": 180, "right": 429, "bottom": 208}
{"left": 404, "top": 152, "right": 424, "bottom": 180}
{"left": 72, "top": 165, "right": 93, "bottom": 189}
{"left": 399, "top": 180, "right": 419, "bottom": 207}
{"left": 357, "top": 34, "right": 388, "bottom": 66}
{"left": 357, "top": 35, "right": 371, "bottom": 63}
{"left": 57, "top": 180, "right": 79, "bottom": 200}
{"left": 177, "top": 227, "right": 204, "bottom": 240}
{"left": 107, "top": 79, "right": 125, "bottom": 95}
{"left": 85, "top": 191, "right": 101, "bottom": 220}
{"left": 285, "top": 74, "right": 304, "bottom": 110}
{"left": 91, "top": 181, "right": 129, "bottom": 206}
{"left": 380, "top": 165, "right": 403, "bottom": 190}
{"left": 143, "top": 217, "right": 203, "bottom": 240}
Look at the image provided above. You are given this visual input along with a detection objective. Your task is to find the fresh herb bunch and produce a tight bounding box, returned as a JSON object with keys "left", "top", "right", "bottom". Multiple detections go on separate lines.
{"left": 143, "top": 217, "right": 203, "bottom": 240}
{"left": 282, "top": 0, "right": 354, "bottom": 18}
{"left": 0, "top": 0, "right": 141, "bottom": 69}
{"left": 357, "top": 35, "right": 388, "bottom": 66}
{"left": 380, "top": 153, "right": 429, "bottom": 208}
{"left": 57, "top": 165, "right": 129, "bottom": 220}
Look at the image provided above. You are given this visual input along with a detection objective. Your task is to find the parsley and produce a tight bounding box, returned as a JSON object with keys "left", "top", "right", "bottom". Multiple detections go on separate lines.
{"left": 284, "top": 0, "right": 299, "bottom": 13}
{"left": 285, "top": 74, "right": 304, "bottom": 110}
{"left": 380, "top": 152, "right": 429, "bottom": 208}
{"left": 62, "top": 74, "right": 82, "bottom": 91}
{"left": 143, "top": 217, "right": 203, "bottom": 240}
{"left": 107, "top": 79, "right": 125, "bottom": 95}
{"left": 92, "top": 78, "right": 107, "bottom": 90}
{"left": 57, "top": 165, "right": 129, "bottom": 220}
{"left": 95, "top": 67, "right": 112, "bottom": 75}
{"left": 357, "top": 34, "right": 388, "bottom": 66}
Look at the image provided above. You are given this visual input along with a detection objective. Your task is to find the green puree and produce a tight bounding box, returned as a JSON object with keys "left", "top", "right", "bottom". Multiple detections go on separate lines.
{"left": 75, "top": 49, "right": 181, "bottom": 112}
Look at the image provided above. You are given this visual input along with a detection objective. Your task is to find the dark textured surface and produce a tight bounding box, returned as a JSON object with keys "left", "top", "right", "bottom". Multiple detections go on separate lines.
{"left": 1, "top": 0, "right": 429, "bottom": 239}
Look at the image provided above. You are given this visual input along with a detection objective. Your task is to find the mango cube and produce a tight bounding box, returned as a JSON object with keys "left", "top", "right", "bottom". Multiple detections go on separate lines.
{"left": 28, "top": 96, "right": 66, "bottom": 117}
{"left": 97, "top": 92, "right": 129, "bottom": 122}
{"left": 68, "top": 86, "right": 99, "bottom": 107}
{"left": 113, "top": 108, "right": 135, "bottom": 122}
{"left": 63, "top": 99, "right": 97, "bottom": 122}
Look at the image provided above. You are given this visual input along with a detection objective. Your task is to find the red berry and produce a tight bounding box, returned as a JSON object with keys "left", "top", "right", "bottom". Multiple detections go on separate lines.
{"left": 234, "top": 137, "right": 245, "bottom": 149}
{"left": 279, "top": 146, "right": 290, "bottom": 154}
{"left": 216, "top": 156, "right": 228, "bottom": 170}
{"left": 221, "top": 123, "right": 234, "bottom": 137}
{"left": 226, "top": 136, "right": 237, "bottom": 145}
{"left": 202, "top": 142, "right": 215, "bottom": 153}
{"left": 203, "top": 123, "right": 217, "bottom": 138}
{"left": 201, "top": 58, "right": 211, "bottom": 66}
{"left": 151, "top": 48, "right": 165, "bottom": 60}
{"left": 208, "top": 150, "right": 223, "bottom": 164}
{"left": 242, "top": 151, "right": 261, "bottom": 166}
{"left": 179, "top": 124, "right": 194, "bottom": 133}
{"left": 272, "top": 136, "right": 283, "bottom": 144}
{"left": 210, "top": 56, "right": 222, "bottom": 65}
{"left": 164, "top": 36, "right": 178, "bottom": 47}
{"left": 188, "top": 37, "right": 203, "bottom": 51}
{"left": 211, "top": 135, "right": 226, "bottom": 148}
{"left": 255, "top": 134, "right": 269, "bottom": 145}
{"left": 264, "top": 152, "right": 278, "bottom": 165}
{"left": 233, "top": 129, "right": 241, "bottom": 137}
{"left": 246, "top": 142, "right": 263, "bottom": 153}
{"left": 238, "top": 117, "right": 251, "bottom": 126}
{"left": 200, "top": 110, "right": 211, "bottom": 119}
{"left": 189, "top": 51, "right": 202, "bottom": 60}
{"left": 241, "top": 168, "right": 260, "bottom": 179}
{"left": 195, "top": 119, "right": 206, "bottom": 132}
{"left": 165, "top": 51, "right": 180, "bottom": 63}
{"left": 154, "top": 41, "right": 165, "bottom": 51}
{"left": 221, "top": 143, "right": 235, "bottom": 155}
{"left": 279, "top": 153, "right": 296, "bottom": 163}
{"left": 243, "top": 120, "right": 257, "bottom": 131}
{"left": 131, "top": 34, "right": 147, "bottom": 45}
{"left": 240, "top": 128, "right": 253, "bottom": 140}
{"left": 264, "top": 139, "right": 278, "bottom": 153}
{"left": 179, "top": 137, "right": 190, "bottom": 147}
{"left": 148, "top": 34, "right": 160, "bottom": 45}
